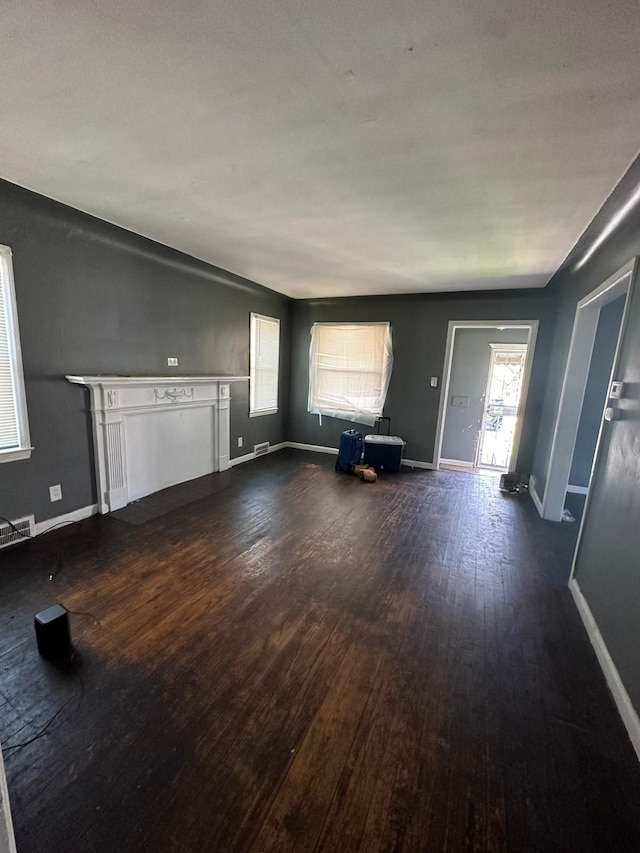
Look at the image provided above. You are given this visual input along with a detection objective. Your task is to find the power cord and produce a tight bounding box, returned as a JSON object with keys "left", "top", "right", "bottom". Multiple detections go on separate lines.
{"left": 0, "top": 513, "right": 83, "bottom": 581}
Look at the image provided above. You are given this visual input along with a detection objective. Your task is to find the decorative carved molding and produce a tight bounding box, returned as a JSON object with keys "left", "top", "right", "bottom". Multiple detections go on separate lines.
{"left": 154, "top": 387, "right": 194, "bottom": 404}
{"left": 106, "top": 389, "right": 118, "bottom": 408}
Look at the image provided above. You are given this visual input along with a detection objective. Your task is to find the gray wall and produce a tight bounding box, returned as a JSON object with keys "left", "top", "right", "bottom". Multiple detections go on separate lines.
{"left": 528, "top": 294, "right": 579, "bottom": 497}
{"left": 0, "top": 179, "right": 291, "bottom": 524}
{"left": 531, "top": 153, "right": 640, "bottom": 719}
{"left": 441, "top": 327, "right": 529, "bottom": 464}
{"left": 531, "top": 155, "right": 640, "bottom": 496}
{"left": 572, "top": 275, "right": 640, "bottom": 712}
{"left": 290, "top": 290, "right": 557, "bottom": 470}
{"left": 568, "top": 295, "right": 625, "bottom": 488}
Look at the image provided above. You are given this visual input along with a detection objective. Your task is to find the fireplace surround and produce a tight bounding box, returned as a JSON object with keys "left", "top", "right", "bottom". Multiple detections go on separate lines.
{"left": 66, "top": 375, "right": 249, "bottom": 513}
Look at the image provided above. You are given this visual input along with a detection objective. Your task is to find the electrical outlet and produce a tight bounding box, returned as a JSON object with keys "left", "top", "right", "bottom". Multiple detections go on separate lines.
{"left": 49, "top": 484, "right": 62, "bottom": 502}
{"left": 167, "top": 357, "right": 178, "bottom": 366}
{"left": 237, "top": 437, "right": 243, "bottom": 448}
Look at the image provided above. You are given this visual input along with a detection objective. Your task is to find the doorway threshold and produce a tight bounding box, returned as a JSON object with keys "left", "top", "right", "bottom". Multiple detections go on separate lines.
{"left": 478, "top": 464, "right": 508, "bottom": 475}
{"left": 440, "top": 463, "right": 501, "bottom": 478}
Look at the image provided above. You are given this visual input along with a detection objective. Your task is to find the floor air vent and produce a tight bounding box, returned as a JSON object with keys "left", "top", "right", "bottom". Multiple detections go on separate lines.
{"left": 0, "top": 514, "right": 35, "bottom": 550}
{"left": 254, "top": 442, "right": 270, "bottom": 457}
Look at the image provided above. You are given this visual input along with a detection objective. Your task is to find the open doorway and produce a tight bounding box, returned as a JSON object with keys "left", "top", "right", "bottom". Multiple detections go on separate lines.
{"left": 476, "top": 344, "right": 528, "bottom": 470}
{"left": 563, "top": 295, "right": 626, "bottom": 523}
{"left": 433, "top": 321, "right": 539, "bottom": 474}
{"left": 534, "top": 262, "right": 633, "bottom": 522}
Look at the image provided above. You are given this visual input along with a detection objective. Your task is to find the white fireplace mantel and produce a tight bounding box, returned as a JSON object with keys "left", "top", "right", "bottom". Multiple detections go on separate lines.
{"left": 66, "top": 375, "right": 249, "bottom": 514}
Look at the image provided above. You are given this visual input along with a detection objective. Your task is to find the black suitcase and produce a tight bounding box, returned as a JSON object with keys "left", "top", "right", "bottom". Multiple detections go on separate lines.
{"left": 335, "top": 429, "right": 363, "bottom": 472}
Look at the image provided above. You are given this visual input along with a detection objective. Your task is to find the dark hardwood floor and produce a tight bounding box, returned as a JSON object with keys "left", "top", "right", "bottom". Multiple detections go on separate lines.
{"left": 1, "top": 449, "right": 640, "bottom": 852}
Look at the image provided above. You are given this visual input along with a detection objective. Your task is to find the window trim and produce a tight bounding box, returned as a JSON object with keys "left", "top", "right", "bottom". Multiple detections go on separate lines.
{"left": 0, "top": 245, "right": 32, "bottom": 463}
{"left": 249, "top": 312, "right": 280, "bottom": 417}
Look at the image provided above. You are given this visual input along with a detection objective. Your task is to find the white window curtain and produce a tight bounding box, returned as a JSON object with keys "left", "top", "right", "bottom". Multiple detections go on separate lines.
{"left": 250, "top": 313, "right": 280, "bottom": 415}
{"left": 0, "top": 245, "right": 31, "bottom": 460}
{"left": 308, "top": 322, "right": 393, "bottom": 426}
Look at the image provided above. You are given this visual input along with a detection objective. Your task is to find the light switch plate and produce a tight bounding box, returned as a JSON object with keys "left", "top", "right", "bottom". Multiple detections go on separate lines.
{"left": 49, "top": 484, "right": 62, "bottom": 502}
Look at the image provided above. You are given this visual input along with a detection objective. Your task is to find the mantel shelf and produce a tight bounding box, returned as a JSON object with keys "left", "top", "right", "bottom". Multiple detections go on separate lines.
{"left": 66, "top": 374, "right": 249, "bottom": 386}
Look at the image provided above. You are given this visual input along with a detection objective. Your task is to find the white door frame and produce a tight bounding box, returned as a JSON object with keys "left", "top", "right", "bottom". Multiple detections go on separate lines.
{"left": 539, "top": 259, "right": 635, "bottom": 522}
{"left": 433, "top": 320, "right": 539, "bottom": 470}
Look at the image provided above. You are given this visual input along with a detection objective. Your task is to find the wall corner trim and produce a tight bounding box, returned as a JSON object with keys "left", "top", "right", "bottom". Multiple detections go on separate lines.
{"left": 569, "top": 577, "right": 640, "bottom": 763}
{"left": 529, "top": 475, "right": 544, "bottom": 517}
{"left": 268, "top": 442, "right": 289, "bottom": 454}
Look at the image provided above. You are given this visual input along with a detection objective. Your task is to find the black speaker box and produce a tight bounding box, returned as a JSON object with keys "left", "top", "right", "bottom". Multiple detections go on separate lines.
{"left": 35, "top": 604, "right": 71, "bottom": 658}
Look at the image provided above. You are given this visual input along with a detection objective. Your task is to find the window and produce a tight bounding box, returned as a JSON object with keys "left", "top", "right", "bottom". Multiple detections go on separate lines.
{"left": 250, "top": 313, "right": 280, "bottom": 416}
{"left": 0, "top": 245, "right": 31, "bottom": 462}
{"left": 308, "top": 322, "right": 393, "bottom": 426}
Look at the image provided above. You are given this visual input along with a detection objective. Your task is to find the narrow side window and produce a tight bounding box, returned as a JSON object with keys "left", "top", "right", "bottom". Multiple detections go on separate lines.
{"left": 250, "top": 313, "right": 280, "bottom": 416}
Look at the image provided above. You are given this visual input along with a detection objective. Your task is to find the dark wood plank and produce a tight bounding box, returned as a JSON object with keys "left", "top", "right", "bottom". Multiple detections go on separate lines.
{"left": 1, "top": 450, "right": 640, "bottom": 852}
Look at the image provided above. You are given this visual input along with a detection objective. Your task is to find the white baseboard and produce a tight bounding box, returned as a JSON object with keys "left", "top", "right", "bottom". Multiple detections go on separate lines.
{"left": 440, "top": 457, "right": 475, "bottom": 468}
{"left": 268, "top": 442, "right": 288, "bottom": 454}
{"left": 402, "top": 458, "right": 435, "bottom": 470}
{"left": 35, "top": 504, "right": 98, "bottom": 536}
{"left": 230, "top": 441, "right": 436, "bottom": 471}
{"left": 228, "top": 451, "right": 256, "bottom": 467}
{"left": 566, "top": 484, "right": 589, "bottom": 495}
{"left": 286, "top": 442, "right": 338, "bottom": 456}
{"left": 287, "top": 442, "right": 435, "bottom": 469}
{"left": 229, "top": 441, "right": 293, "bottom": 467}
{"left": 529, "top": 475, "right": 544, "bottom": 517}
{"left": 0, "top": 745, "right": 16, "bottom": 853}
{"left": 569, "top": 577, "right": 640, "bottom": 762}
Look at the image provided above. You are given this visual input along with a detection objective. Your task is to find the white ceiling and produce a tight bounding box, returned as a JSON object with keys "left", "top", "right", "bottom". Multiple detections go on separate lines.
{"left": 2, "top": 1, "right": 640, "bottom": 298}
